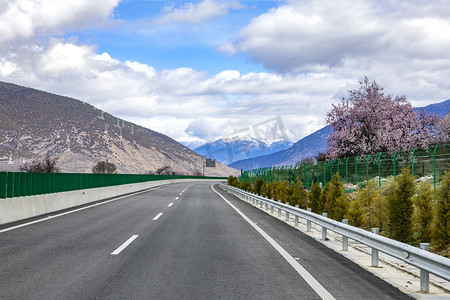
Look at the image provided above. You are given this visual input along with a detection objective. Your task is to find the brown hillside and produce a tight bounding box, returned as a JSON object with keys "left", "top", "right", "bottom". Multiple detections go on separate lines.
{"left": 0, "top": 81, "right": 238, "bottom": 176}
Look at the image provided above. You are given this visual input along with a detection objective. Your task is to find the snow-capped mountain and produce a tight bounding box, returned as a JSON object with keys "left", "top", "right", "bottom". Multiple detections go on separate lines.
{"left": 193, "top": 136, "right": 293, "bottom": 166}
{"left": 229, "top": 99, "right": 450, "bottom": 171}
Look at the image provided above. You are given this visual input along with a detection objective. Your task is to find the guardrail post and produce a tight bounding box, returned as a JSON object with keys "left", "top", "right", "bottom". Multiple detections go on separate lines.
{"left": 271, "top": 199, "right": 275, "bottom": 213}
{"left": 277, "top": 201, "right": 281, "bottom": 218}
{"left": 306, "top": 208, "right": 312, "bottom": 231}
{"left": 342, "top": 219, "right": 348, "bottom": 251}
{"left": 285, "top": 203, "right": 290, "bottom": 221}
{"left": 260, "top": 200, "right": 263, "bottom": 208}
{"left": 371, "top": 228, "right": 379, "bottom": 267}
{"left": 294, "top": 205, "right": 299, "bottom": 226}
{"left": 420, "top": 243, "right": 430, "bottom": 292}
{"left": 265, "top": 198, "right": 268, "bottom": 210}
{"left": 322, "top": 213, "right": 328, "bottom": 240}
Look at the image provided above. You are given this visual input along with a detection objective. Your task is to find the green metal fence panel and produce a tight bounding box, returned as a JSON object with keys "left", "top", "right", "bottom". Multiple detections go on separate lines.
{"left": 239, "top": 143, "right": 450, "bottom": 191}
{"left": 0, "top": 172, "right": 6, "bottom": 199}
{"left": 13, "top": 172, "right": 21, "bottom": 198}
{"left": 6, "top": 172, "right": 14, "bottom": 198}
{"left": 0, "top": 171, "right": 226, "bottom": 199}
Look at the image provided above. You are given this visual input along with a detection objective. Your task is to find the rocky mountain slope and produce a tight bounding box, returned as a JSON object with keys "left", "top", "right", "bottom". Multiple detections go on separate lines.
{"left": 230, "top": 100, "right": 450, "bottom": 171}
{"left": 0, "top": 81, "right": 238, "bottom": 176}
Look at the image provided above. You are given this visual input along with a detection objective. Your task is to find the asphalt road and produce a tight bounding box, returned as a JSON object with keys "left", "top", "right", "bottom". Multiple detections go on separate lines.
{"left": 0, "top": 182, "right": 413, "bottom": 299}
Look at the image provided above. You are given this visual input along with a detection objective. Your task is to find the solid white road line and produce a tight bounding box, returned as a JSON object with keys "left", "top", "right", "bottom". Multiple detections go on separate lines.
{"left": 0, "top": 187, "right": 162, "bottom": 234}
{"left": 153, "top": 213, "right": 163, "bottom": 220}
{"left": 111, "top": 235, "right": 139, "bottom": 255}
{"left": 211, "top": 185, "right": 335, "bottom": 300}
{"left": 168, "top": 203, "right": 173, "bottom": 207}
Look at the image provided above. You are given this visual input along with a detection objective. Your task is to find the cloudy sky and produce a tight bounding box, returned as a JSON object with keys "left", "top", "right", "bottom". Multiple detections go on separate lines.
{"left": 1, "top": 0, "right": 450, "bottom": 147}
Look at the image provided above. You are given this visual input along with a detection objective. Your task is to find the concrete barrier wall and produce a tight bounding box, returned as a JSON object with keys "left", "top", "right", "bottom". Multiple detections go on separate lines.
{"left": 0, "top": 179, "right": 223, "bottom": 225}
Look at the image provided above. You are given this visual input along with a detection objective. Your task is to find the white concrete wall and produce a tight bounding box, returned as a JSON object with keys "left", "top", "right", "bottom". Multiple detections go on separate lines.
{"left": 0, "top": 179, "right": 223, "bottom": 225}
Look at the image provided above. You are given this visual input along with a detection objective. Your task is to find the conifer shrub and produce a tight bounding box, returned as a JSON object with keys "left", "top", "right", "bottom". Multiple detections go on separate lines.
{"left": 346, "top": 196, "right": 365, "bottom": 227}
{"left": 253, "top": 178, "right": 264, "bottom": 195}
{"left": 356, "top": 180, "right": 386, "bottom": 229}
{"left": 309, "top": 182, "right": 323, "bottom": 213}
{"left": 413, "top": 179, "right": 435, "bottom": 245}
{"left": 323, "top": 173, "right": 348, "bottom": 221}
{"left": 278, "top": 180, "right": 288, "bottom": 203}
{"left": 386, "top": 167, "right": 415, "bottom": 243}
{"left": 434, "top": 170, "right": 450, "bottom": 251}
{"left": 240, "top": 180, "right": 252, "bottom": 192}
{"left": 287, "top": 181, "right": 297, "bottom": 206}
{"left": 227, "top": 175, "right": 239, "bottom": 187}
{"left": 295, "top": 179, "right": 308, "bottom": 209}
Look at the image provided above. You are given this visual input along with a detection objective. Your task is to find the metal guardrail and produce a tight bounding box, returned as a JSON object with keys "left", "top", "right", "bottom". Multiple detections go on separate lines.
{"left": 220, "top": 183, "right": 450, "bottom": 293}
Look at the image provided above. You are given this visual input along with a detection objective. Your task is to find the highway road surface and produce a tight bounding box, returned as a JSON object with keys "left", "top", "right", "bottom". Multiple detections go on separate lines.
{"left": 0, "top": 182, "right": 413, "bottom": 299}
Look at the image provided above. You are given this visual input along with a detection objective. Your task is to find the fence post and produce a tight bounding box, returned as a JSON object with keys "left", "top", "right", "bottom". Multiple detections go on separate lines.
{"left": 342, "top": 219, "right": 348, "bottom": 251}
{"left": 307, "top": 208, "right": 312, "bottom": 231}
{"left": 316, "top": 163, "right": 319, "bottom": 185}
{"left": 378, "top": 153, "right": 382, "bottom": 188}
{"left": 419, "top": 243, "right": 430, "bottom": 292}
{"left": 393, "top": 150, "right": 397, "bottom": 177}
{"left": 411, "top": 147, "right": 416, "bottom": 176}
{"left": 322, "top": 213, "right": 328, "bottom": 240}
{"left": 345, "top": 157, "right": 349, "bottom": 185}
{"left": 371, "top": 228, "right": 379, "bottom": 267}
{"left": 355, "top": 156, "right": 358, "bottom": 186}
{"left": 337, "top": 158, "right": 340, "bottom": 177}
{"left": 433, "top": 145, "right": 438, "bottom": 190}
{"left": 366, "top": 155, "right": 370, "bottom": 187}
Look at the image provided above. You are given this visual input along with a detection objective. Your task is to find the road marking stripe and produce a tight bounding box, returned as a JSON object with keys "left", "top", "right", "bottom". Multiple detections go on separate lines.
{"left": 175, "top": 197, "right": 179, "bottom": 200}
{"left": 179, "top": 193, "right": 183, "bottom": 196}
{"left": 0, "top": 187, "right": 163, "bottom": 234}
{"left": 211, "top": 185, "right": 335, "bottom": 300}
{"left": 153, "top": 213, "right": 163, "bottom": 220}
{"left": 168, "top": 203, "right": 173, "bottom": 207}
{"left": 111, "top": 235, "right": 139, "bottom": 255}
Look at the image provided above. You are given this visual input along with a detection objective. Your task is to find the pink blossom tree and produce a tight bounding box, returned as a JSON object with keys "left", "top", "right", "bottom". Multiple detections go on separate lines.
{"left": 326, "top": 77, "right": 438, "bottom": 159}
{"left": 434, "top": 112, "right": 450, "bottom": 144}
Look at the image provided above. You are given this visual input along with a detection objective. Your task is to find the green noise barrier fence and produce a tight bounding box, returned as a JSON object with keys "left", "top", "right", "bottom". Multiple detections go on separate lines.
{"left": 239, "top": 143, "right": 450, "bottom": 190}
{"left": 0, "top": 172, "right": 227, "bottom": 199}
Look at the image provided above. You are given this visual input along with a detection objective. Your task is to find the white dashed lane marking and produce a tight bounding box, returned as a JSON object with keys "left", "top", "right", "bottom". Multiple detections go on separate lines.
{"left": 153, "top": 213, "right": 163, "bottom": 220}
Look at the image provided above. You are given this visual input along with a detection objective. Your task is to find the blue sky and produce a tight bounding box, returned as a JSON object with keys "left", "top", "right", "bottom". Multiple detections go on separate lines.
{"left": 0, "top": 0, "right": 450, "bottom": 147}
{"left": 75, "top": 0, "right": 271, "bottom": 74}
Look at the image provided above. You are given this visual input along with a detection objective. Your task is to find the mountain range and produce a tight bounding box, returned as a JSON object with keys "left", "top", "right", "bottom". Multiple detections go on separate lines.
{"left": 0, "top": 81, "right": 239, "bottom": 176}
{"left": 193, "top": 136, "right": 293, "bottom": 166}
{"left": 229, "top": 100, "right": 450, "bottom": 171}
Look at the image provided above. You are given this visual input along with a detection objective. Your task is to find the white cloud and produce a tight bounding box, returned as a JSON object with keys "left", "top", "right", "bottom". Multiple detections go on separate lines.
{"left": 155, "top": 0, "right": 242, "bottom": 25}
{"left": 1, "top": 0, "right": 450, "bottom": 146}
{"left": 222, "top": 0, "right": 450, "bottom": 104}
{"left": 0, "top": 0, "right": 119, "bottom": 43}
{"left": 0, "top": 37, "right": 345, "bottom": 142}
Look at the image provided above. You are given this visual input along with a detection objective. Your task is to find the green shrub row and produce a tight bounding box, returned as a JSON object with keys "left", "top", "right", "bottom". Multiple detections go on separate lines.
{"left": 228, "top": 168, "right": 449, "bottom": 256}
